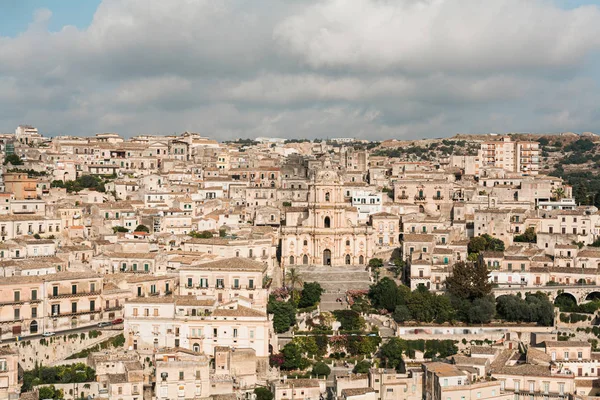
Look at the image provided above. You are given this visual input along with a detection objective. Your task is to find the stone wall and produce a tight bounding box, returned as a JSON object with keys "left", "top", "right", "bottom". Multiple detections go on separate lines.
{"left": 1, "top": 330, "right": 122, "bottom": 370}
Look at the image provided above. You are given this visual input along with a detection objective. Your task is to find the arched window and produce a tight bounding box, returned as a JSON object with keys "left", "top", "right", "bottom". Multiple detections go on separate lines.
{"left": 303, "top": 255, "right": 308, "bottom": 264}
{"left": 359, "top": 255, "right": 364, "bottom": 264}
{"left": 346, "top": 240, "right": 350, "bottom": 246}
{"left": 324, "top": 217, "right": 331, "bottom": 228}
{"left": 345, "top": 255, "right": 351, "bottom": 265}
{"left": 193, "top": 343, "right": 200, "bottom": 352}
{"left": 30, "top": 320, "right": 38, "bottom": 334}
{"left": 325, "top": 192, "right": 330, "bottom": 202}
{"left": 289, "top": 256, "right": 295, "bottom": 265}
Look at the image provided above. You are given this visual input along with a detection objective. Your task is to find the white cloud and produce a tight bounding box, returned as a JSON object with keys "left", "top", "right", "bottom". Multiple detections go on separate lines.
{"left": 274, "top": 0, "right": 600, "bottom": 72}
{"left": 1, "top": 0, "right": 600, "bottom": 139}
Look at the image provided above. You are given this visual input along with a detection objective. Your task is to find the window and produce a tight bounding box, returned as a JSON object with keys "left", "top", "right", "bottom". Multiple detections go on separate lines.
{"left": 578, "top": 351, "right": 583, "bottom": 360}
{"left": 0, "top": 359, "right": 7, "bottom": 372}
{"left": 71, "top": 284, "right": 77, "bottom": 295}
{"left": 303, "top": 239, "right": 308, "bottom": 246}
{"left": 90, "top": 283, "right": 95, "bottom": 292}
{"left": 233, "top": 279, "right": 239, "bottom": 289}
{"left": 14, "top": 308, "right": 20, "bottom": 320}
{"left": 559, "top": 383, "right": 564, "bottom": 395}
{"left": 72, "top": 302, "right": 77, "bottom": 313}
{"left": 564, "top": 351, "right": 569, "bottom": 360}
{"left": 233, "top": 328, "right": 238, "bottom": 338}
{"left": 90, "top": 300, "right": 95, "bottom": 312}
{"left": 248, "top": 279, "right": 254, "bottom": 289}
{"left": 187, "top": 278, "right": 193, "bottom": 288}
{"left": 179, "top": 371, "right": 184, "bottom": 380}
{"left": 14, "top": 291, "right": 20, "bottom": 302}
{"left": 32, "top": 307, "right": 37, "bottom": 318}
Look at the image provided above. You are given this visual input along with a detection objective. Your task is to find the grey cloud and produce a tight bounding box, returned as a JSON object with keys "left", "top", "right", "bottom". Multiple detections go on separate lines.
{"left": 1, "top": 0, "right": 600, "bottom": 140}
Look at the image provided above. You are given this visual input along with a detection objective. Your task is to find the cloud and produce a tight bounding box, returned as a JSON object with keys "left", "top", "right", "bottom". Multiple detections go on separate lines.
{"left": 1, "top": 0, "right": 600, "bottom": 140}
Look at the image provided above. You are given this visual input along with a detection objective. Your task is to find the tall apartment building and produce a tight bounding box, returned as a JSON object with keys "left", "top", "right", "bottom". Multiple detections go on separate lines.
{"left": 480, "top": 136, "right": 539, "bottom": 175}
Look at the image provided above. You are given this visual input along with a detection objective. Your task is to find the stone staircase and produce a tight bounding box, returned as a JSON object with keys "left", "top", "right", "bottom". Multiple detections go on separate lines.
{"left": 295, "top": 265, "right": 372, "bottom": 311}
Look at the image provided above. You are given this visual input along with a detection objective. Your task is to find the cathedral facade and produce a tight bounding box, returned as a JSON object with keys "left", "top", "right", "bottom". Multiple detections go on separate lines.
{"left": 280, "top": 168, "right": 376, "bottom": 267}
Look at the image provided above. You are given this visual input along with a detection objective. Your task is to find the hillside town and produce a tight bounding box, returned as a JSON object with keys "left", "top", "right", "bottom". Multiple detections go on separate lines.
{"left": 3, "top": 125, "right": 600, "bottom": 400}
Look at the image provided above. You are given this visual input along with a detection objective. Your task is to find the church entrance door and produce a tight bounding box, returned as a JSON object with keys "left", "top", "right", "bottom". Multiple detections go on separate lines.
{"left": 323, "top": 249, "right": 332, "bottom": 266}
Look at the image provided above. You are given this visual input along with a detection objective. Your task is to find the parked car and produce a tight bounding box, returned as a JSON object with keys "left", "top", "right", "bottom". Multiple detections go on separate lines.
{"left": 111, "top": 318, "right": 124, "bottom": 325}
{"left": 42, "top": 332, "right": 55, "bottom": 337}
{"left": 98, "top": 322, "right": 112, "bottom": 328}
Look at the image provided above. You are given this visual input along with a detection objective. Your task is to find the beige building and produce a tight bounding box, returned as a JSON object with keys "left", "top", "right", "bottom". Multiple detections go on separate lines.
{"left": 0, "top": 347, "right": 19, "bottom": 400}
{"left": 179, "top": 258, "right": 269, "bottom": 309}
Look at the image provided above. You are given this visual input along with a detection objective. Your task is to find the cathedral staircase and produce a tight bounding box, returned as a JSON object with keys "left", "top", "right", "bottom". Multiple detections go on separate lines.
{"left": 295, "top": 265, "right": 372, "bottom": 311}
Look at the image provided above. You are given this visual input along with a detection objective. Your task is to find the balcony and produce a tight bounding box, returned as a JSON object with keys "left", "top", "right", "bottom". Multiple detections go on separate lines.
{"left": 433, "top": 196, "right": 444, "bottom": 201}
{"left": 414, "top": 195, "right": 426, "bottom": 202}
{"left": 51, "top": 308, "right": 102, "bottom": 318}
{"left": 398, "top": 195, "right": 409, "bottom": 200}
{"left": 48, "top": 290, "right": 101, "bottom": 300}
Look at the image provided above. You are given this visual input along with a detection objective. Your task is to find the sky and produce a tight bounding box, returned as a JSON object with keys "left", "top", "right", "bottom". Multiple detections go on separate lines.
{"left": 2, "top": 0, "right": 600, "bottom": 140}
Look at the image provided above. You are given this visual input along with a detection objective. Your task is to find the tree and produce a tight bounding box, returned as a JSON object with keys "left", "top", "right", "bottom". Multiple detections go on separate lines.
{"left": 552, "top": 187, "right": 566, "bottom": 201}
{"left": 298, "top": 282, "right": 324, "bottom": 308}
{"left": 368, "top": 278, "right": 410, "bottom": 312}
{"left": 268, "top": 298, "right": 297, "bottom": 333}
{"left": 445, "top": 260, "right": 492, "bottom": 301}
{"left": 134, "top": 224, "right": 150, "bottom": 233}
{"left": 3, "top": 154, "right": 23, "bottom": 165}
{"left": 378, "top": 338, "right": 406, "bottom": 372}
{"left": 468, "top": 234, "right": 504, "bottom": 256}
{"left": 254, "top": 387, "right": 274, "bottom": 400}
{"left": 392, "top": 305, "right": 412, "bottom": 323}
{"left": 466, "top": 296, "right": 496, "bottom": 324}
{"left": 285, "top": 268, "right": 303, "bottom": 291}
{"left": 332, "top": 310, "right": 365, "bottom": 331}
{"left": 514, "top": 227, "right": 536, "bottom": 243}
{"left": 311, "top": 362, "right": 331, "bottom": 377}
{"left": 368, "top": 258, "right": 384, "bottom": 269}
{"left": 112, "top": 226, "right": 129, "bottom": 233}
{"left": 281, "top": 342, "right": 310, "bottom": 370}
{"left": 496, "top": 293, "right": 553, "bottom": 326}
{"left": 353, "top": 360, "right": 372, "bottom": 374}
{"left": 189, "top": 230, "right": 213, "bottom": 239}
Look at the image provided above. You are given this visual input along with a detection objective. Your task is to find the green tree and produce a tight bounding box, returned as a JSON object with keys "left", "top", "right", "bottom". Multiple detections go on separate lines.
{"left": 134, "top": 224, "right": 150, "bottom": 233}
{"left": 311, "top": 362, "right": 331, "bottom": 377}
{"left": 368, "top": 278, "right": 410, "bottom": 312}
{"left": 392, "top": 304, "right": 412, "bottom": 323}
{"left": 466, "top": 296, "right": 496, "bottom": 324}
{"left": 254, "top": 387, "right": 274, "bottom": 400}
{"left": 332, "top": 310, "right": 365, "bottom": 331}
{"left": 298, "top": 282, "right": 324, "bottom": 308}
{"left": 514, "top": 227, "right": 536, "bottom": 243}
{"left": 368, "top": 258, "right": 384, "bottom": 269}
{"left": 353, "top": 360, "right": 372, "bottom": 374}
{"left": 267, "top": 298, "right": 297, "bottom": 333}
{"left": 112, "top": 226, "right": 129, "bottom": 233}
{"left": 445, "top": 260, "right": 492, "bottom": 301}
{"left": 281, "top": 343, "right": 310, "bottom": 370}
{"left": 3, "top": 154, "right": 23, "bottom": 165}
{"left": 285, "top": 267, "right": 303, "bottom": 291}
{"left": 378, "top": 338, "right": 406, "bottom": 372}
{"left": 552, "top": 187, "right": 566, "bottom": 201}
{"left": 189, "top": 230, "right": 213, "bottom": 238}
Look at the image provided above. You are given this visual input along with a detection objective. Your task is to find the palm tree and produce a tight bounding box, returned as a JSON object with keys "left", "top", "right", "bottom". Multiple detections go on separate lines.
{"left": 285, "top": 267, "right": 303, "bottom": 290}
{"left": 552, "top": 187, "right": 566, "bottom": 201}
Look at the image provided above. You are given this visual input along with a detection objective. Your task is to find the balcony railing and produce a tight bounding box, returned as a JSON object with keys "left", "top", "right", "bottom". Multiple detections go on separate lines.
{"left": 433, "top": 196, "right": 444, "bottom": 200}
{"left": 398, "top": 195, "right": 409, "bottom": 200}
{"left": 414, "top": 195, "right": 426, "bottom": 201}
{"left": 48, "top": 290, "right": 101, "bottom": 300}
